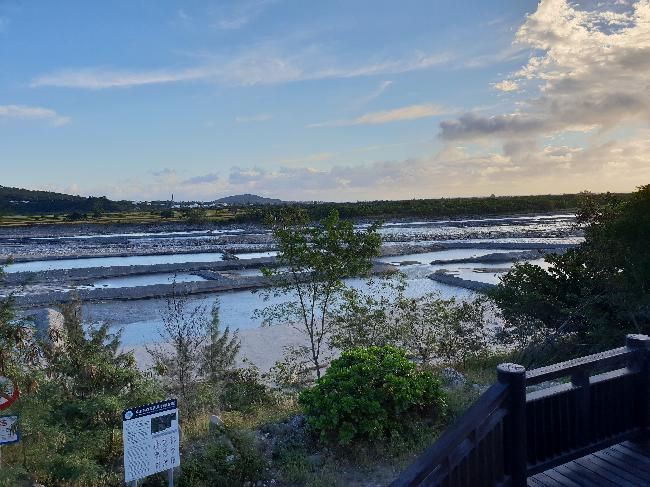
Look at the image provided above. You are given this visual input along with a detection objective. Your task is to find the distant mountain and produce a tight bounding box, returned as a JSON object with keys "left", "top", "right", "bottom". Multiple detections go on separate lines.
{"left": 0, "top": 185, "right": 134, "bottom": 215}
{"left": 214, "top": 194, "right": 283, "bottom": 205}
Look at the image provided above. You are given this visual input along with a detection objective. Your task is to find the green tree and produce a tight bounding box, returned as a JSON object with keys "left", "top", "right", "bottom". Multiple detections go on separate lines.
{"left": 256, "top": 208, "right": 382, "bottom": 379}
{"left": 13, "top": 297, "right": 161, "bottom": 486}
{"left": 491, "top": 185, "right": 650, "bottom": 356}
{"left": 149, "top": 294, "right": 241, "bottom": 415}
{"left": 398, "top": 293, "right": 490, "bottom": 366}
{"left": 148, "top": 291, "right": 210, "bottom": 415}
{"left": 329, "top": 275, "right": 407, "bottom": 350}
{"left": 0, "top": 265, "right": 40, "bottom": 383}
{"left": 184, "top": 208, "right": 207, "bottom": 223}
{"left": 331, "top": 281, "right": 490, "bottom": 367}
{"left": 201, "top": 300, "right": 241, "bottom": 386}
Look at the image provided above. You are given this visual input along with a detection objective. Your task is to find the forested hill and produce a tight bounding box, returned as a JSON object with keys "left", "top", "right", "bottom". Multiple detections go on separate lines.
{"left": 215, "top": 193, "right": 283, "bottom": 205}
{"left": 239, "top": 192, "right": 630, "bottom": 222}
{"left": 0, "top": 186, "right": 134, "bottom": 215}
{"left": 0, "top": 183, "right": 629, "bottom": 222}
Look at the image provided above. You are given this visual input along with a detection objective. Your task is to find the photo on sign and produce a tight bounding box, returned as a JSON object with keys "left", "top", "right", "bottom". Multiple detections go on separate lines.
{"left": 151, "top": 412, "right": 176, "bottom": 434}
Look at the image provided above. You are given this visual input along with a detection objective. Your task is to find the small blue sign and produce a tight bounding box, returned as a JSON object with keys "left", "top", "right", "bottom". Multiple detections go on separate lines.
{"left": 0, "top": 415, "right": 19, "bottom": 445}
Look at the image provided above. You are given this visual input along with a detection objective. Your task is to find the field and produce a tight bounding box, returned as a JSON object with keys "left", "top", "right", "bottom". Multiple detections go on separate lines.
{"left": 0, "top": 208, "right": 246, "bottom": 227}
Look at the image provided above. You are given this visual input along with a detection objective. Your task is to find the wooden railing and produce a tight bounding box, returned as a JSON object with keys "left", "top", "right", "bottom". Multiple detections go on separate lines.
{"left": 390, "top": 334, "right": 650, "bottom": 487}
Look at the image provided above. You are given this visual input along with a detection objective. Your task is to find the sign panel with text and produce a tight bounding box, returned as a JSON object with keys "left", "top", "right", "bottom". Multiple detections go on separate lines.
{"left": 122, "top": 399, "right": 180, "bottom": 483}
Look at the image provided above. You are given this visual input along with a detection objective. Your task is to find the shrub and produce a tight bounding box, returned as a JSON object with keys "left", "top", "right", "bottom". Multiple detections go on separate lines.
{"left": 220, "top": 364, "right": 275, "bottom": 412}
{"left": 180, "top": 429, "right": 266, "bottom": 487}
{"left": 331, "top": 281, "right": 491, "bottom": 367}
{"left": 299, "top": 346, "right": 446, "bottom": 444}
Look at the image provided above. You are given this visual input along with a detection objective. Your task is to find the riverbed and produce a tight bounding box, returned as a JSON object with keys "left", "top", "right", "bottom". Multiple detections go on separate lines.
{"left": 1, "top": 213, "right": 581, "bottom": 367}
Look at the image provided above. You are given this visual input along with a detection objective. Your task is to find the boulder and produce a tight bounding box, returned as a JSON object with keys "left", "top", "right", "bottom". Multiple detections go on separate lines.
{"left": 210, "top": 415, "right": 225, "bottom": 427}
{"left": 440, "top": 367, "right": 467, "bottom": 388}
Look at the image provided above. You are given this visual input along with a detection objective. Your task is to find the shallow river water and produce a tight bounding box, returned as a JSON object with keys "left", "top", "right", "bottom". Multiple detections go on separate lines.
{"left": 3, "top": 213, "right": 580, "bottom": 348}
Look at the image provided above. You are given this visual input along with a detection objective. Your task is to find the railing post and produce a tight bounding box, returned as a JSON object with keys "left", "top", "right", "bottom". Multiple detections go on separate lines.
{"left": 571, "top": 368, "right": 590, "bottom": 447}
{"left": 497, "top": 363, "right": 527, "bottom": 487}
{"left": 626, "top": 334, "right": 650, "bottom": 438}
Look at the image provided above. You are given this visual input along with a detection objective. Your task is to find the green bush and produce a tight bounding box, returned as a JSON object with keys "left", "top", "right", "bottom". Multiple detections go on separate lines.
{"left": 180, "top": 429, "right": 266, "bottom": 487}
{"left": 299, "top": 346, "right": 446, "bottom": 444}
{"left": 220, "top": 366, "right": 275, "bottom": 412}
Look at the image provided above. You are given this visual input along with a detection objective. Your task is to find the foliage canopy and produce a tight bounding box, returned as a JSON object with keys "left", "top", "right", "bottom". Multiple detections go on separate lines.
{"left": 299, "top": 346, "right": 446, "bottom": 445}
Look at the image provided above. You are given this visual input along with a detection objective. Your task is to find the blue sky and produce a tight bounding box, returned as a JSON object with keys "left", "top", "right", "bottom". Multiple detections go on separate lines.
{"left": 1, "top": 0, "right": 649, "bottom": 201}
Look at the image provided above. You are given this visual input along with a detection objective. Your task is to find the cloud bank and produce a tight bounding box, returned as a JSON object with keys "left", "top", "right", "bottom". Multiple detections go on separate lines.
{"left": 442, "top": 0, "right": 650, "bottom": 141}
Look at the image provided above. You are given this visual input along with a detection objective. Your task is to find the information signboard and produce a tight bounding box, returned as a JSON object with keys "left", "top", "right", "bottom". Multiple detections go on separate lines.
{"left": 122, "top": 399, "right": 180, "bottom": 483}
{"left": 0, "top": 415, "right": 19, "bottom": 445}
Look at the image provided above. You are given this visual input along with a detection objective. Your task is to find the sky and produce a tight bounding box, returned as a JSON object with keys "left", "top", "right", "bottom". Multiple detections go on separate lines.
{"left": 1, "top": 0, "right": 649, "bottom": 202}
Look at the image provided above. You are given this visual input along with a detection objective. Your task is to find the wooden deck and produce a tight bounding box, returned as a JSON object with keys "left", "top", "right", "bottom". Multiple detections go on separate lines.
{"left": 528, "top": 441, "right": 650, "bottom": 486}
{"left": 390, "top": 335, "right": 650, "bottom": 487}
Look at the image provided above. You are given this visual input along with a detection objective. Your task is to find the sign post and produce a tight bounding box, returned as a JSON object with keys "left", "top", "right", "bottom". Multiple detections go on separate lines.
{"left": 122, "top": 399, "right": 180, "bottom": 487}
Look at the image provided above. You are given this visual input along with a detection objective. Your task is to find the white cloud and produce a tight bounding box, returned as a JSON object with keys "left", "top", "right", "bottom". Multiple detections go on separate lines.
{"left": 31, "top": 49, "right": 449, "bottom": 90}
{"left": 31, "top": 66, "right": 217, "bottom": 90}
{"left": 0, "top": 104, "right": 70, "bottom": 126}
{"left": 352, "top": 80, "right": 393, "bottom": 109}
{"left": 492, "top": 80, "right": 519, "bottom": 92}
{"left": 310, "top": 104, "right": 449, "bottom": 128}
{"left": 441, "top": 0, "right": 650, "bottom": 141}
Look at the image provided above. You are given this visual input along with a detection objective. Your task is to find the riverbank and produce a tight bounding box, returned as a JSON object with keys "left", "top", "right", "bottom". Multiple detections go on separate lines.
{"left": 11, "top": 262, "right": 398, "bottom": 307}
{"left": 1, "top": 213, "right": 581, "bottom": 263}
{"left": 128, "top": 323, "right": 309, "bottom": 373}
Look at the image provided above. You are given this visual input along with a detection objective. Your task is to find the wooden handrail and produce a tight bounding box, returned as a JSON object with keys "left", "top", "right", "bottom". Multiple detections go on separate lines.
{"left": 390, "top": 381, "right": 509, "bottom": 486}
{"left": 391, "top": 334, "right": 650, "bottom": 487}
{"left": 525, "top": 346, "right": 632, "bottom": 385}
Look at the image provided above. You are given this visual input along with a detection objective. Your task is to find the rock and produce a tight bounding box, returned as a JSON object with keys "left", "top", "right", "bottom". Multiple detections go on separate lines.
{"left": 210, "top": 415, "right": 225, "bottom": 427}
{"left": 428, "top": 271, "right": 496, "bottom": 292}
{"left": 440, "top": 368, "right": 467, "bottom": 388}
{"left": 223, "top": 252, "right": 240, "bottom": 261}
{"left": 287, "top": 414, "right": 306, "bottom": 430}
{"left": 472, "top": 383, "right": 489, "bottom": 393}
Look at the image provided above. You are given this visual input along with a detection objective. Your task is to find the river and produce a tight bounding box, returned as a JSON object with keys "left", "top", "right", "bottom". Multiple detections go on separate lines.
{"left": 1, "top": 213, "right": 580, "bottom": 349}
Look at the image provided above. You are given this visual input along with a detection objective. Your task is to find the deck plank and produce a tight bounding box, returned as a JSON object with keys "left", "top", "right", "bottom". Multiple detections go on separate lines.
{"left": 528, "top": 441, "right": 650, "bottom": 487}
{"left": 575, "top": 455, "right": 644, "bottom": 484}
{"left": 592, "top": 448, "right": 650, "bottom": 476}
